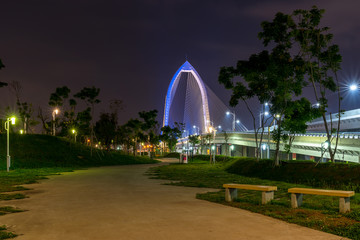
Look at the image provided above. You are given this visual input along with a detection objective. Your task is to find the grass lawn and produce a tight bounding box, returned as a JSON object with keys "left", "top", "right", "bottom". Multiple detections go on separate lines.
{"left": 148, "top": 161, "right": 360, "bottom": 240}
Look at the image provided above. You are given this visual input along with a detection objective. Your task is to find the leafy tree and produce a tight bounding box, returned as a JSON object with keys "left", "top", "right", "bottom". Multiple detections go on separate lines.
{"left": 160, "top": 123, "right": 182, "bottom": 152}
{"left": 139, "top": 109, "right": 159, "bottom": 157}
{"left": 95, "top": 112, "right": 117, "bottom": 150}
{"left": 125, "top": 118, "right": 143, "bottom": 156}
{"left": 219, "top": 6, "right": 333, "bottom": 165}
{"left": 76, "top": 107, "right": 92, "bottom": 142}
{"left": 49, "top": 86, "right": 71, "bottom": 107}
{"left": 291, "top": 7, "right": 342, "bottom": 162}
{"left": 188, "top": 134, "right": 200, "bottom": 154}
{"left": 74, "top": 86, "right": 101, "bottom": 154}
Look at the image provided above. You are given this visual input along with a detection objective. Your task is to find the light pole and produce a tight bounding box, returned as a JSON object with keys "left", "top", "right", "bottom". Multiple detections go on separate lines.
{"left": 72, "top": 129, "right": 77, "bottom": 142}
{"left": 226, "top": 111, "right": 236, "bottom": 131}
{"left": 321, "top": 140, "right": 330, "bottom": 162}
{"left": 5, "top": 117, "right": 16, "bottom": 172}
{"left": 193, "top": 125, "right": 200, "bottom": 135}
{"left": 52, "top": 108, "right": 59, "bottom": 136}
{"left": 208, "top": 125, "right": 220, "bottom": 164}
{"left": 230, "top": 145, "right": 234, "bottom": 157}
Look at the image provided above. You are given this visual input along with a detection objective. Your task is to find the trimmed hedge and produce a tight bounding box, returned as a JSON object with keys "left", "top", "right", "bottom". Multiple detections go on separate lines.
{"left": 226, "top": 158, "right": 360, "bottom": 191}
{"left": 193, "top": 155, "right": 236, "bottom": 162}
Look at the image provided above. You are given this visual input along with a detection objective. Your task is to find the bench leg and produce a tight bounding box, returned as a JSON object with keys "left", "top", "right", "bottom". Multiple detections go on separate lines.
{"left": 225, "top": 188, "right": 237, "bottom": 202}
{"left": 339, "top": 197, "right": 351, "bottom": 213}
{"left": 262, "top": 191, "right": 274, "bottom": 204}
{"left": 291, "top": 193, "right": 303, "bottom": 208}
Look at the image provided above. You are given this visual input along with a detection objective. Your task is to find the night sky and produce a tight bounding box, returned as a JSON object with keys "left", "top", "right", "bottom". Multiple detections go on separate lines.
{"left": 1, "top": 0, "right": 360, "bottom": 129}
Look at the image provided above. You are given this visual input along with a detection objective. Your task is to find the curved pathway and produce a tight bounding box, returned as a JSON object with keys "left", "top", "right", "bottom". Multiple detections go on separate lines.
{"left": 0, "top": 159, "right": 346, "bottom": 239}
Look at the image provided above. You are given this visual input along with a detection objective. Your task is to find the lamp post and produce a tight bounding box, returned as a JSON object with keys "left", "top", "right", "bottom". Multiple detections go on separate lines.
{"left": 208, "top": 124, "right": 220, "bottom": 164}
{"left": 192, "top": 125, "right": 200, "bottom": 135}
{"left": 230, "top": 145, "right": 234, "bottom": 157}
{"left": 5, "top": 117, "right": 16, "bottom": 172}
{"left": 321, "top": 140, "right": 330, "bottom": 163}
{"left": 226, "top": 111, "right": 236, "bottom": 131}
{"left": 72, "top": 129, "right": 77, "bottom": 142}
{"left": 52, "top": 108, "right": 59, "bottom": 136}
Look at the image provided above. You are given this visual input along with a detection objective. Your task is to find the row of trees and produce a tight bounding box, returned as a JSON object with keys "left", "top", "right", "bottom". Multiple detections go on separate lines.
{"left": 0, "top": 58, "right": 187, "bottom": 156}
{"left": 219, "top": 6, "right": 342, "bottom": 164}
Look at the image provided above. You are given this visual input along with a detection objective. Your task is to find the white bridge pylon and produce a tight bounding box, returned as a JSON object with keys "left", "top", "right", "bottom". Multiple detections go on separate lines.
{"left": 163, "top": 61, "right": 211, "bottom": 133}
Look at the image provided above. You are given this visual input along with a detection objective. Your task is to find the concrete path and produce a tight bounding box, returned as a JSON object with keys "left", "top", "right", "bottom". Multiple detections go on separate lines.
{"left": 0, "top": 158, "right": 346, "bottom": 239}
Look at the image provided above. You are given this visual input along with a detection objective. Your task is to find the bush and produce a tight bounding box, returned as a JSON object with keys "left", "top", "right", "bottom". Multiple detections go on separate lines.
{"left": 163, "top": 152, "right": 180, "bottom": 158}
{"left": 226, "top": 158, "right": 360, "bottom": 191}
{"left": 193, "top": 155, "right": 237, "bottom": 162}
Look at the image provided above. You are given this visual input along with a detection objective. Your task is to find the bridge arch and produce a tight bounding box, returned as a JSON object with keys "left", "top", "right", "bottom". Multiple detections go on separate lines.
{"left": 163, "top": 61, "right": 210, "bottom": 133}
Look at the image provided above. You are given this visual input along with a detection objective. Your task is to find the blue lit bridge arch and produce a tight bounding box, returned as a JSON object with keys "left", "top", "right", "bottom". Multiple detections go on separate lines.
{"left": 162, "top": 61, "right": 211, "bottom": 133}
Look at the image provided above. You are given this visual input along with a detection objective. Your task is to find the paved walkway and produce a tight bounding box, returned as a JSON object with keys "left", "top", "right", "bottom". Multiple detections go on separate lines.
{"left": 0, "top": 159, "right": 346, "bottom": 239}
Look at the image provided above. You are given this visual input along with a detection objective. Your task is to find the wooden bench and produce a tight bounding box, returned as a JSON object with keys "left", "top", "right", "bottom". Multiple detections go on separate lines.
{"left": 288, "top": 188, "right": 355, "bottom": 213}
{"left": 223, "top": 184, "right": 277, "bottom": 204}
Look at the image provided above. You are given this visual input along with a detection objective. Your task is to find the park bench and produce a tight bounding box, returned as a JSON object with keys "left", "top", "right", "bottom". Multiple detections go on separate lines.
{"left": 223, "top": 184, "right": 277, "bottom": 204}
{"left": 288, "top": 188, "right": 355, "bottom": 213}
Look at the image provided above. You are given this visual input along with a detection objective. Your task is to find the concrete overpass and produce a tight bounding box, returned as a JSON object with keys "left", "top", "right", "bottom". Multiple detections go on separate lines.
{"left": 178, "top": 132, "right": 360, "bottom": 163}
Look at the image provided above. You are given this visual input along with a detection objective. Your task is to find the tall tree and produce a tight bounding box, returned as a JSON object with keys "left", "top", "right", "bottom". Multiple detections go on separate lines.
{"left": 291, "top": 7, "right": 342, "bottom": 162}
{"left": 74, "top": 86, "right": 101, "bottom": 154}
{"left": 95, "top": 112, "right": 117, "bottom": 150}
{"left": 160, "top": 123, "right": 182, "bottom": 152}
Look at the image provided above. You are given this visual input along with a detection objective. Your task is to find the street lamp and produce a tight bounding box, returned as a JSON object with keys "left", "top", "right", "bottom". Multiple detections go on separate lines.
{"left": 52, "top": 108, "right": 59, "bottom": 136}
{"left": 226, "top": 111, "right": 237, "bottom": 131}
{"left": 5, "top": 117, "right": 16, "bottom": 172}
{"left": 193, "top": 125, "right": 200, "bottom": 135}
{"left": 261, "top": 143, "right": 270, "bottom": 159}
{"left": 349, "top": 83, "right": 358, "bottom": 91}
{"left": 208, "top": 124, "right": 221, "bottom": 164}
{"left": 72, "top": 129, "right": 77, "bottom": 142}
{"left": 321, "top": 140, "right": 330, "bottom": 162}
{"left": 230, "top": 145, "right": 234, "bottom": 157}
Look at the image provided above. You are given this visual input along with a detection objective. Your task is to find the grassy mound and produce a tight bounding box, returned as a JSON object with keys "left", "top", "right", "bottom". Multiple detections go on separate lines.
{"left": 0, "top": 134, "right": 158, "bottom": 169}
{"left": 226, "top": 158, "right": 360, "bottom": 191}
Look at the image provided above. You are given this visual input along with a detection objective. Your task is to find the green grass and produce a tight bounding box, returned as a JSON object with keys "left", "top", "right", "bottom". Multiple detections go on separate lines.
{"left": 148, "top": 162, "right": 360, "bottom": 240}
{"left": 0, "top": 225, "right": 17, "bottom": 240}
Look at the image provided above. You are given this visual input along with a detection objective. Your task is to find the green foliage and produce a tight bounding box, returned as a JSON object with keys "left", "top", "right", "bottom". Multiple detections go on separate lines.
{"left": 95, "top": 112, "right": 117, "bottom": 149}
{"left": 74, "top": 86, "right": 101, "bottom": 106}
{"left": 226, "top": 158, "right": 360, "bottom": 191}
{"left": 160, "top": 123, "right": 182, "bottom": 152}
{"left": 49, "top": 86, "right": 71, "bottom": 107}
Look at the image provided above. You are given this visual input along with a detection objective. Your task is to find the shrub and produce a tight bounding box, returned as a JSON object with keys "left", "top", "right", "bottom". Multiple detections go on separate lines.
{"left": 226, "top": 158, "right": 360, "bottom": 191}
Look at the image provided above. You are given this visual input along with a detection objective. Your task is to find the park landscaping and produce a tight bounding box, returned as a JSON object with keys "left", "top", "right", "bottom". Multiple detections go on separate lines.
{"left": 148, "top": 156, "right": 360, "bottom": 240}
{"left": 0, "top": 134, "right": 158, "bottom": 239}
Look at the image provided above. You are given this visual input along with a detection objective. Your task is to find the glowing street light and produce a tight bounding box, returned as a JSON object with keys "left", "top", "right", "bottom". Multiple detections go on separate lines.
{"left": 349, "top": 84, "right": 358, "bottom": 91}
{"left": 20, "top": 130, "right": 24, "bottom": 134}
{"left": 52, "top": 108, "right": 59, "bottom": 136}
{"left": 226, "top": 111, "right": 237, "bottom": 131}
{"left": 193, "top": 125, "right": 200, "bottom": 135}
{"left": 230, "top": 145, "right": 234, "bottom": 157}
{"left": 5, "top": 117, "right": 16, "bottom": 172}
{"left": 72, "top": 129, "right": 77, "bottom": 142}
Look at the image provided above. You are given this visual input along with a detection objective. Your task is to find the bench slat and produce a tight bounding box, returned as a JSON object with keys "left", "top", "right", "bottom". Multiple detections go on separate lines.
{"left": 288, "top": 188, "right": 354, "bottom": 197}
{"left": 223, "top": 184, "right": 277, "bottom": 192}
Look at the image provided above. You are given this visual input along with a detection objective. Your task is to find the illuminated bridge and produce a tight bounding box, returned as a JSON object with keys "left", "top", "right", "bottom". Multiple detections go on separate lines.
{"left": 163, "top": 61, "right": 360, "bottom": 163}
